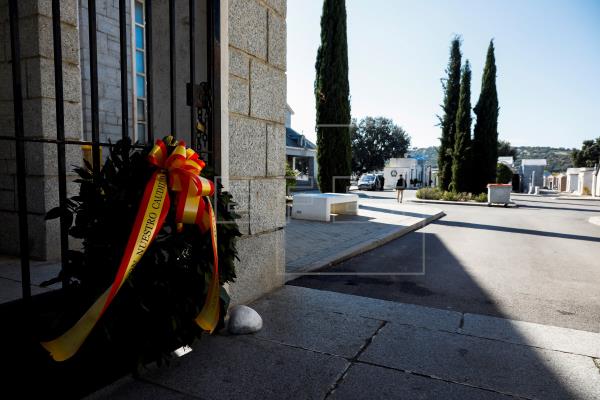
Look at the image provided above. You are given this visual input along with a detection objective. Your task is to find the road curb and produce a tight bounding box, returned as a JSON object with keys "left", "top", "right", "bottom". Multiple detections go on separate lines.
{"left": 554, "top": 196, "right": 600, "bottom": 202}
{"left": 285, "top": 210, "right": 445, "bottom": 282}
{"left": 408, "top": 199, "right": 517, "bottom": 208}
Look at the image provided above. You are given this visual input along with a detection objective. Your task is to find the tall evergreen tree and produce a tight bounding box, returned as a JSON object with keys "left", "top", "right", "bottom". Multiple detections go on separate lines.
{"left": 450, "top": 60, "right": 472, "bottom": 193}
{"left": 437, "top": 37, "right": 462, "bottom": 191}
{"left": 472, "top": 40, "right": 499, "bottom": 193}
{"left": 315, "top": 0, "right": 352, "bottom": 193}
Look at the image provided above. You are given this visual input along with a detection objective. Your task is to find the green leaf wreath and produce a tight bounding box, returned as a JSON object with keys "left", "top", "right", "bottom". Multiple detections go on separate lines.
{"left": 43, "top": 138, "right": 241, "bottom": 366}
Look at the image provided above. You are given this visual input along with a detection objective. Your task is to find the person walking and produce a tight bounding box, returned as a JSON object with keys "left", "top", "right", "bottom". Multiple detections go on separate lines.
{"left": 396, "top": 174, "right": 406, "bottom": 202}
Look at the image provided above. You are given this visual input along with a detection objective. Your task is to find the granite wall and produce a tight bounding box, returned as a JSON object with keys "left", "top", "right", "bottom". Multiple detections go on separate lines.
{"left": 225, "top": 0, "right": 287, "bottom": 304}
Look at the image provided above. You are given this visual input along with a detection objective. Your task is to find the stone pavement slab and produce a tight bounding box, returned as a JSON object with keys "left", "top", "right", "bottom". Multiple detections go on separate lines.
{"left": 359, "top": 323, "right": 600, "bottom": 400}
{"left": 252, "top": 298, "right": 383, "bottom": 357}
{"left": 142, "top": 335, "right": 348, "bottom": 400}
{"left": 461, "top": 313, "right": 600, "bottom": 358}
{"left": 329, "top": 363, "right": 514, "bottom": 400}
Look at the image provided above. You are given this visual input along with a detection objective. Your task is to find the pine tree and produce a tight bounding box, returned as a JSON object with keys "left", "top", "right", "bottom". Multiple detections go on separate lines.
{"left": 315, "top": 0, "right": 352, "bottom": 193}
{"left": 472, "top": 40, "right": 499, "bottom": 193}
{"left": 437, "top": 37, "right": 462, "bottom": 191}
{"left": 450, "top": 60, "right": 472, "bottom": 193}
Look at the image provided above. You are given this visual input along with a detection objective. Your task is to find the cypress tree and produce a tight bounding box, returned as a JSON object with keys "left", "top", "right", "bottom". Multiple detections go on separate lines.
{"left": 472, "top": 40, "right": 499, "bottom": 193}
{"left": 450, "top": 60, "right": 472, "bottom": 193}
{"left": 437, "top": 38, "right": 462, "bottom": 191}
{"left": 315, "top": 0, "right": 352, "bottom": 193}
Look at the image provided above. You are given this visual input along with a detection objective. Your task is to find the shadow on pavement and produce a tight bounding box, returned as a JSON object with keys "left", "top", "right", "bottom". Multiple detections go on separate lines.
{"left": 288, "top": 232, "right": 583, "bottom": 399}
{"left": 359, "top": 204, "right": 428, "bottom": 219}
{"left": 434, "top": 219, "right": 600, "bottom": 243}
{"left": 330, "top": 214, "right": 375, "bottom": 223}
{"left": 354, "top": 192, "right": 396, "bottom": 201}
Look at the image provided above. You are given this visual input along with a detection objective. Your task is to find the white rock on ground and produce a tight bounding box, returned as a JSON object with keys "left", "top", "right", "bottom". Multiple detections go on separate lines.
{"left": 227, "top": 305, "right": 263, "bottom": 334}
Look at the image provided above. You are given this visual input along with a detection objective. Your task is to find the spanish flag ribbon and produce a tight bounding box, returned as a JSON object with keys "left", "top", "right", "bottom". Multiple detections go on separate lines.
{"left": 42, "top": 137, "right": 220, "bottom": 362}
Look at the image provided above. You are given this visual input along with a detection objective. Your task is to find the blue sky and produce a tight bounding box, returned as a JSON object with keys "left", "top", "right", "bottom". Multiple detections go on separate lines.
{"left": 286, "top": 0, "right": 600, "bottom": 149}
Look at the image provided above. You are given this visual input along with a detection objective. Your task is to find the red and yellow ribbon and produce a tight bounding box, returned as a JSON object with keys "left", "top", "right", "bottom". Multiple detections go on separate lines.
{"left": 42, "top": 137, "right": 220, "bottom": 362}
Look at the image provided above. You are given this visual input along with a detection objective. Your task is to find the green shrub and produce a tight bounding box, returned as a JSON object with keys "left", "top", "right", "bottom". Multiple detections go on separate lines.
{"left": 418, "top": 188, "right": 488, "bottom": 203}
{"left": 474, "top": 192, "right": 488, "bottom": 202}
{"left": 442, "top": 191, "right": 460, "bottom": 201}
{"left": 496, "top": 163, "right": 513, "bottom": 184}
{"left": 416, "top": 187, "right": 442, "bottom": 200}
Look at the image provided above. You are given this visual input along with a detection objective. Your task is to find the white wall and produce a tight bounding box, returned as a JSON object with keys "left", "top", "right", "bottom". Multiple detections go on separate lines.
{"left": 383, "top": 167, "right": 410, "bottom": 189}
{"left": 577, "top": 169, "right": 594, "bottom": 195}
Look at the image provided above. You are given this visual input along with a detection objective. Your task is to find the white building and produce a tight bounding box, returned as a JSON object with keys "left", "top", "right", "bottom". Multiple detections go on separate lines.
{"left": 577, "top": 168, "right": 595, "bottom": 195}
{"left": 383, "top": 158, "right": 423, "bottom": 189}
{"left": 285, "top": 105, "right": 318, "bottom": 189}
{"left": 566, "top": 168, "right": 580, "bottom": 193}
{"left": 520, "top": 159, "right": 547, "bottom": 192}
{"left": 593, "top": 167, "right": 600, "bottom": 197}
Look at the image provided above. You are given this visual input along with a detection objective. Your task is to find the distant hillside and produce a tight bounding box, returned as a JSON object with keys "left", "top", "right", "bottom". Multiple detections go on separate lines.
{"left": 408, "top": 147, "right": 439, "bottom": 164}
{"left": 408, "top": 146, "right": 575, "bottom": 172}
{"left": 515, "top": 147, "right": 574, "bottom": 172}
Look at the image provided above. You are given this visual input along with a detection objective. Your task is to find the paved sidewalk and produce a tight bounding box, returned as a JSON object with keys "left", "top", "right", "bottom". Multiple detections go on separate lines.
{"left": 87, "top": 285, "right": 600, "bottom": 400}
{"left": 286, "top": 191, "right": 443, "bottom": 277}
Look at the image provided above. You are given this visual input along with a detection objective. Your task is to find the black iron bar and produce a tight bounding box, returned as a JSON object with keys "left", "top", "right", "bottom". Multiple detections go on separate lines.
{"left": 51, "top": 0, "right": 70, "bottom": 288}
{"left": 119, "top": 0, "right": 128, "bottom": 140}
{"left": 189, "top": 0, "right": 196, "bottom": 149}
{"left": 88, "top": 0, "right": 101, "bottom": 181}
{"left": 206, "top": 0, "right": 213, "bottom": 167}
{"left": 169, "top": 0, "right": 176, "bottom": 135}
{"left": 145, "top": 0, "right": 154, "bottom": 143}
{"left": 8, "top": 0, "right": 31, "bottom": 299}
{"left": 207, "top": 0, "right": 221, "bottom": 172}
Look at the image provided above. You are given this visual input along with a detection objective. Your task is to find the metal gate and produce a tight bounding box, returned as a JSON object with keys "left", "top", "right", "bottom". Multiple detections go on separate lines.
{"left": 2, "top": 0, "right": 221, "bottom": 302}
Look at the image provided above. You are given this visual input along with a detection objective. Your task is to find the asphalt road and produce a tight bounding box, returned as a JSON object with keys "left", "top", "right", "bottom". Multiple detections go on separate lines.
{"left": 289, "top": 190, "right": 600, "bottom": 333}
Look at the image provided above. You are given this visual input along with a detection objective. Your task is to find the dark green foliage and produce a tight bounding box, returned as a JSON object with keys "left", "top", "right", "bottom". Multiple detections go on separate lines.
{"left": 315, "top": 0, "right": 352, "bottom": 193}
{"left": 498, "top": 140, "right": 517, "bottom": 158}
{"left": 450, "top": 61, "right": 472, "bottom": 193}
{"left": 496, "top": 163, "right": 513, "bottom": 184}
{"left": 472, "top": 40, "right": 499, "bottom": 193}
{"left": 437, "top": 37, "right": 462, "bottom": 191}
{"left": 285, "top": 163, "right": 298, "bottom": 194}
{"left": 351, "top": 116, "right": 411, "bottom": 174}
{"left": 43, "top": 138, "right": 241, "bottom": 368}
{"left": 572, "top": 137, "right": 600, "bottom": 167}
